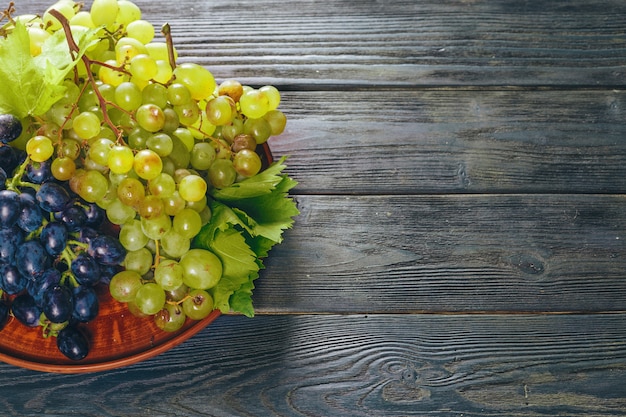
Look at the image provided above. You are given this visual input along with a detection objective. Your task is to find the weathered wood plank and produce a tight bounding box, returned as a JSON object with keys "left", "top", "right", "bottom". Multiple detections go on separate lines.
{"left": 270, "top": 89, "right": 626, "bottom": 194}
{"left": 253, "top": 194, "right": 626, "bottom": 313}
{"left": 0, "top": 314, "right": 625, "bottom": 416}
{"left": 19, "top": 0, "right": 626, "bottom": 87}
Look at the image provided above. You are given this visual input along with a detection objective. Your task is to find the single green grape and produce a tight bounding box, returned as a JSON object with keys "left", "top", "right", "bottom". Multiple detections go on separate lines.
{"left": 135, "top": 283, "right": 166, "bottom": 316}
{"left": 115, "top": 81, "right": 143, "bottom": 111}
{"left": 180, "top": 249, "right": 222, "bottom": 290}
{"left": 123, "top": 247, "right": 154, "bottom": 276}
{"left": 178, "top": 174, "right": 207, "bottom": 203}
{"left": 108, "top": 144, "right": 135, "bottom": 174}
{"left": 190, "top": 141, "right": 216, "bottom": 170}
{"left": 26, "top": 135, "right": 54, "bottom": 163}
{"left": 172, "top": 63, "right": 216, "bottom": 101}
{"left": 126, "top": 19, "right": 155, "bottom": 44}
{"left": 134, "top": 148, "right": 163, "bottom": 180}
{"left": 110, "top": 270, "right": 143, "bottom": 303}
{"left": 119, "top": 219, "right": 150, "bottom": 251}
{"left": 173, "top": 208, "right": 202, "bottom": 239}
{"left": 182, "top": 288, "right": 214, "bottom": 320}
{"left": 154, "top": 304, "right": 186, "bottom": 332}
{"left": 136, "top": 104, "right": 165, "bottom": 132}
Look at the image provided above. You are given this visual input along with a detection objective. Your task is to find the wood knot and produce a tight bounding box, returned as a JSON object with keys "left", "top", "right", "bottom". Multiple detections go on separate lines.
{"left": 509, "top": 253, "right": 545, "bottom": 275}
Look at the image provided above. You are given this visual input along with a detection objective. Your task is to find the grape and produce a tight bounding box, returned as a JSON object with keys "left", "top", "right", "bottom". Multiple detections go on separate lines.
{"left": 239, "top": 89, "right": 270, "bottom": 119}
{"left": 231, "top": 134, "right": 257, "bottom": 153}
{"left": 109, "top": 270, "right": 143, "bottom": 302}
{"left": 51, "top": 156, "right": 77, "bottom": 181}
{"left": 0, "top": 226, "right": 24, "bottom": 264}
{"left": 140, "top": 213, "right": 171, "bottom": 240}
{"left": 123, "top": 247, "right": 153, "bottom": 275}
{"left": 154, "top": 259, "right": 183, "bottom": 291}
{"left": 179, "top": 249, "right": 222, "bottom": 290}
{"left": 146, "top": 132, "right": 173, "bottom": 157}
{"left": 119, "top": 219, "right": 150, "bottom": 251}
{"left": 142, "top": 83, "right": 168, "bottom": 108}
{"left": 57, "top": 205, "right": 87, "bottom": 232}
{"left": 16, "top": 240, "right": 50, "bottom": 278}
{"left": 129, "top": 54, "right": 157, "bottom": 80}
{"left": 173, "top": 208, "right": 202, "bottom": 239}
{"left": 43, "top": 285, "right": 74, "bottom": 324}
{"left": 154, "top": 303, "right": 186, "bottom": 332}
{"left": 36, "top": 182, "right": 70, "bottom": 212}
{"left": 107, "top": 145, "right": 135, "bottom": 174}
{"left": 117, "top": 177, "right": 145, "bottom": 207}
{"left": 106, "top": 198, "right": 136, "bottom": 225}
{"left": 172, "top": 63, "right": 216, "bottom": 101}
{"left": 0, "top": 114, "right": 23, "bottom": 143}
{"left": 40, "top": 222, "right": 69, "bottom": 256}
{"left": 0, "top": 189, "right": 21, "bottom": 228}
{"left": 26, "top": 135, "right": 54, "bottom": 163}
{"left": 190, "top": 142, "right": 216, "bottom": 170}
{"left": 73, "top": 169, "right": 110, "bottom": 203}
{"left": 218, "top": 79, "right": 244, "bottom": 102}
{"left": 56, "top": 326, "right": 89, "bottom": 361}
{"left": 162, "top": 191, "right": 186, "bottom": 216}
{"left": 137, "top": 194, "right": 164, "bottom": 220}
{"left": 73, "top": 111, "right": 101, "bottom": 139}
{"left": 135, "top": 282, "right": 166, "bottom": 315}
{"left": 233, "top": 149, "right": 262, "bottom": 177}
{"left": 264, "top": 109, "right": 287, "bottom": 136}
{"left": 135, "top": 104, "right": 165, "bottom": 133}
{"left": 148, "top": 173, "right": 176, "bottom": 197}
{"left": 134, "top": 148, "right": 163, "bottom": 180}
{"left": 72, "top": 285, "right": 99, "bottom": 323}
{"left": 83, "top": 202, "right": 106, "bottom": 228}
{"left": 182, "top": 288, "right": 214, "bottom": 320}
{"left": 0, "top": 264, "right": 26, "bottom": 295}
{"left": 208, "top": 159, "right": 237, "bottom": 188}
{"left": 90, "top": 0, "right": 119, "bottom": 28}
{"left": 178, "top": 174, "right": 207, "bottom": 202}
{"left": 71, "top": 252, "right": 101, "bottom": 286}
{"left": 205, "top": 96, "right": 234, "bottom": 126}
{"left": 160, "top": 229, "right": 190, "bottom": 258}
{"left": 116, "top": 0, "right": 142, "bottom": 26}
{"left": 26, "top": 159, "right": 53, "bottom": 184}
{"left": 88, "top": 234, "right": 127, "bottom": 266}
{"left": 11, "top": 293, "right": 42, "bottom": 327}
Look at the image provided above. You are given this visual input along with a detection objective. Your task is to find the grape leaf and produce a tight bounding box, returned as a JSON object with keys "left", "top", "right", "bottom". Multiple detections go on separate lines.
{"left": 0, "top": 22, "right": 98, "bottom": 118}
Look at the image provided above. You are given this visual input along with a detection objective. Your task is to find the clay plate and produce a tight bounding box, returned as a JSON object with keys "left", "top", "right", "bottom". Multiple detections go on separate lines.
{"left": 0, "top": 143, "right": 273, "bottom": 373}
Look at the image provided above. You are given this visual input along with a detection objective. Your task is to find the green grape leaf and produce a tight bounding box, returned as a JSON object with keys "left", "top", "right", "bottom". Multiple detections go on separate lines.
{"left": 228, "top": 275, "right": 258, "bottom": 318}
{"left": 0, "top": 22, "right": 99, "bottom": 118}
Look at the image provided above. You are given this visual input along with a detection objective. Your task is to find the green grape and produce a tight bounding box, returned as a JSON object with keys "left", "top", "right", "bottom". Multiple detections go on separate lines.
{"left": 186, "top": 195, "right": 207, "bottom": 213}
{"left": 165, "top": 283, "right": 189, "bottom": 302}
{"left": 27, "top": 26, "right": 50, "bottom": 56}
{"left": 43, "top": 1, "right": 76, "bottom": 32}
{"left": 116, "top": 0, "right": 142, "bottom": 26}
{"left": 239, "top": 89, "right": 270, "bottom": 119}
{"left": 76, "top": 170, "right": 110, "bottom": 203}
{"left": 135, "top": 283, "right": 166, "bottom": 316}
{"left": 264, "top": 109, "right": 287, "bottom": 136}
{"left": 218, "top": 79, "right": 244, "bottom": 102}
{"left": 154, "top": 304, "right": 186, "bottom": 332}
{"left": 162, "top": 191, "right": 186, "bottom": 216}
{"left": 180, "top": 249, "right": 222, "bottom": 290}
{"left": 172, "top": 63, "right": 216, "bottom": 101}
{"left": 119, "top": 219, "right": 150, "bottom": 251}
{"left": 128, "top": 126, "right": 151, "bottom": 149}
{"left": 142, "top": 83, "right": 168, "bottom": 108}
{"left": 166, "top": 83, "right": 192, "bottom": 106}
{"left": 190, "top": 141, "right": 216, "bottom": 170}
{"left": 136, "top": 104, "right": 165, "bottom": 132}
{"left": 259, "top": 85, "right": 281, "bottom": 110}
{"left": 173, "top": 208, "right": 202, "bottom": 239}
{"left": 172, "top": 127, "right": 195, "bottom": 152}
{"left": 129, "top": 54, "right": 157, "bottom": 81}
{"left": 160, "top": 229, "right": 190, "bottom": 258}
{"left": 108, "top": 144, "right": 135, "bottom": 174}
{"left": 214, "top": 139, "right": 232, "bottom": 160}
{"left": 97, "top": 82, "right": 117, "bottom": 103}
{"left": 134, "top": 148, "right": 163, "bottom": 180}
{"left": 88, "top": 138, "right": 114, "bottom": 166}
{"left": 205, "top": 96, "right": 234, "bottom": 126}
{"left": 148, "top": 173, "right": 176, "bottom": 198}
{"left": 137, "top": 195, "right": 165, "bottom": 220}
{"left": 46, "top": 103, "right": 73, "bottom": 129}
{"left": 110, "top": 270, "right": 143, "bottom": 303}
{"left": 141, "top": 213, "right": 171, "bottom": 240}
{"left": 115, "top": 37, "right": 148, "bottom": 64}
{"left": 99, "top": 59, "right": 127, "bottom": 87}
{"left": 221, "top": 118, "right": 244, "bottom": 142}
{"left": 146, "top": 42, "right": 177, "bottom": 62}
{"left": 106, "top": 198, "right": 137, "bottom": 224}
{"left": 243, "top": 117, "right": 272, "bottom": 144}
{"left": 114, "top": 81, "right": 143, "bottom": 112}
{"left": 96, "top": 182, "right": 118, "bottom": 210}
{"left": 166, "top": 135, "right": 191, "bottom": 169}
{"left": 26, "top": 135, "right": 54, "bottom": 163}
{"left": 233, "top": 149, "right": 262, "bottom": 177}
{"left": 123, "top": 247, "right": 154, "bottom": 275}
{"left": 198, "top": 206, "right": 212, "bottom": 225}
{"left": 117, "top": 177, "right": 146, "bottom": 207}
{"left": 173, "top": 102, "right": 201, "bottom": 127}
{"left": 90, "top": 0, "right": 119, "bottom": 27}
{"left": 182, "top": 289, "right": 214, "bottom": 320}
{"left": 126, "top": 19, "right": 154, "bottom": 44}
{"left": 70, "top": 10, "right": 95, "bottom": 28}
{"left": 231, "top": 133, "right": 256, "bottom": 153}
{"left": 162, "top": 108, "right": 180, "bottom": 133}
{"left": 51, "top": 156, "right": 76, "bottom": 181}
{"left": 208, "top": 159, "right": 237, "bottom": 188}
{"left": 178, "top": 175, "right": 207, "bottom": 203}
{"left": 146, "top": 133, "right": 173, "bottom": 157}
{"left": 153, "top": 59, "right": 174, "bottom": 84}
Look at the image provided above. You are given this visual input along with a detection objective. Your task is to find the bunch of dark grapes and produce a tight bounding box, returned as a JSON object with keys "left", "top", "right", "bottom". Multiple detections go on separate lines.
{"left": 0, "top": 127, "right": 125, "bottom": 360}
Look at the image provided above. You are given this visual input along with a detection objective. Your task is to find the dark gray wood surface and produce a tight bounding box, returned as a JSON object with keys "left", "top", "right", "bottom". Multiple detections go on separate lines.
{"left": 2, "top": 0, "right": 625, "bottom": 416}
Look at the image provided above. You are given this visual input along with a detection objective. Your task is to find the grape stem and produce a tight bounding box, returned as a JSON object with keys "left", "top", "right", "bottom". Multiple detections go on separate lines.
{"left": 6, "top": 155, "right": 40, "bottom": 192}
{"left": 161, "top": 23, "right": 177, "bottom": 70}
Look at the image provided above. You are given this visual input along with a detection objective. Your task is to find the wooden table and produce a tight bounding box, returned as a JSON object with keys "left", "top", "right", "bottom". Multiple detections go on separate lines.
{"left": 3, "top": 0, "right": 626, "bottom": 415}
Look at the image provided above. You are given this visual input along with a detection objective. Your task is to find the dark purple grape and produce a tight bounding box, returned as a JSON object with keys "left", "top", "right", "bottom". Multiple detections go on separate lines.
{"left": 16, "top": 240, "right": 50, "bottom": 278}
{"left": 43, "top": 285, "right": 74, "bottom": 324}
{"left": 56, "top": 326, "right": 89, "bottom": 361}
{"left": 83, "top": 203, "right": 105, "bottom": 228}
{"left": 25, "top": 160, "right": 52, "bottom": 184}
{"left": 70, "top": 252, "right": 101, "bottom": 286}
{"left": 58, "top": 206, "right": 87, "bottom": 232}
{"left": 36, "top": 182, "right": 70, "bottom": 212}
{"left": 0, "top": 167, "right": 6, "bottom": 191}
{"left": 0, "top": 300, "right": 9, "bottom": 331}
{"left": 11, "top": 293, "right": 41, "bottom": 327}
{"left": 88, "top": 235, "right": 126, "bottom": 266}
{"left": 0, "top": 145, "right": 18, "bottom": 176}
{"left": 0, "top": 264, "right": 26, "bottom": 294}
{"left": 0, "top": 114, "right": 23, "bottom": 144}
{"left": 40, "top": 222, "right": 69, "bottom": 256}
{"left": 0, "top": 189, "right": 20, "bottom": 228}
{"left": 98, "top": 264, "right": 119, "bottom": 285}
{"left": 72, "top": 286, "right": 99, "bottom": 322}
{"left": 27, "top": 268, "right": 61, "bottom": 307}
{"left": 0, "top": 225, "right": 24, "bottom": 264}
{"left": 76, "top": 227, "right": 98, "bottom": 245}
{"left": 17, "top": 192, "right": 44, "bottom": 232}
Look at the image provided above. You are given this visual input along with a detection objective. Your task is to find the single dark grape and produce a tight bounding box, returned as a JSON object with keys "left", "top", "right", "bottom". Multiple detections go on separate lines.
{"left": 0, "top": 167, "right": 6, "bottom": 191}
{"left": 0, "top": 145, "right": 18, "bottom": 176}
{"left": 71, "top": 252, "right": 101, "bottom": 286}
{"left": 57, "top": 205, "right": 87, "bottom": 232}
{"left": 26, "top": 160, "right": 52, "bottom": 184}
{"left": 77, "top": 226, "right": 99, "bottom": 245}
{"left": 0, "top": 264, "right": 26, "bottom": 295}
{"left": 40, "top": 222, "right": 69, "bottom": 256}
{"left": 11, "top": 293, "right": 41, "bottom": 327}
{"left": 0, "top": 189, "right": 21, "bottom": 228}
{"left": 72, "top": 285, "right": 99, "bottom": 322}
{"left": 17, "top": 192, "right": 44, "bottom": 233}
{"left": 88, "top": 235, "right": 126, "bottom": 266}
{"left": 36, "top": 182, "right": 70, "bottom": 212}
{"left": 56, "top": 326, "right": 89, "bottom": 361}
{"left": 0, "top": 300, "right": 9, "bottom": 331}
{"left": 98, "top": 264, "right": 119, "bottom": 285}
{"left": 43, "top": 285, "right": 74, "bottom": 324}
{"left": 0, "top": 225, "right": 24, "bottom": 264}
{"left": 0, "top": 114, "right": 22, "bottom": 144}
{"left": 16, "top": 240, "right": 50, "bottom": 279}
{"left": 27, "top": 268, "right": 62, "bottom": 308}
{"left": 83, "top": 202, "right": 105, "bottom": 228}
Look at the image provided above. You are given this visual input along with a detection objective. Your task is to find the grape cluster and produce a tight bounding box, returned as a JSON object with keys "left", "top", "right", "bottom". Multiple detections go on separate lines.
{"left": 0, "top": 143, "right": 125, "bottom": 360}
{"left": 0, "top": 0, "right": 289, "bottom": 360}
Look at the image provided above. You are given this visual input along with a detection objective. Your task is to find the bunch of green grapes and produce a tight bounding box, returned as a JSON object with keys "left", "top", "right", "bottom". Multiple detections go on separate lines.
{"left": 13, "top": 0, "right": 287, "bottom": 332}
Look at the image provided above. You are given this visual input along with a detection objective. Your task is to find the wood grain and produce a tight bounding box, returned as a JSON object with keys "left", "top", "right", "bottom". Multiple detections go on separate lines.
{"left": 0, "top": 314, "right": 624, "bottom": 417}
{"left": 253, "top": 194, "right": 626, "bottom": 313}
{"left": 270, "top": 89, "right": 626, "bottom": 194}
